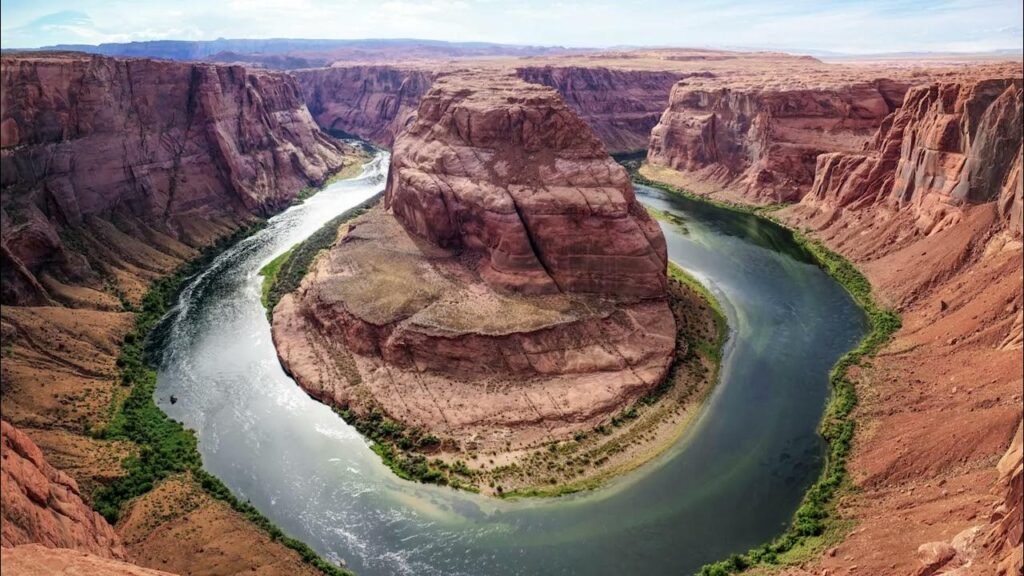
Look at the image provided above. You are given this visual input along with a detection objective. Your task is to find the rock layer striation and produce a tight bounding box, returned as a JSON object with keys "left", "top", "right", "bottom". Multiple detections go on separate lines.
{"left": 1, "top": 52, "right": 352, "bottom": 307}
{"left": 294, "top": 64, "right": 684, "bottom": 153}
{"left": 772, "top": 76, "right": 1023, "bottom": 576}
{"left": 647, "top": 79, "right": 909, "bottom": 202}
{"left": 385, "top": 73, "right": 669, "bottom": 298}
{"left": 803, "top": 78, "right": 1023, "bottom": 235}
{"left": 274, "top": 73, "right": 675, "bottom": 451}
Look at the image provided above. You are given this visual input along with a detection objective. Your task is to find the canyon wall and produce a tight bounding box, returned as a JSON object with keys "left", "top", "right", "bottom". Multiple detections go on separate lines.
{"left": 802, "top": 78, "right": 1023, "bottom": 236}
{"left": 0, "top": 53, "right": 355, "bottom": 576}
{"left": 274, "top": 73, "right": 675, "bottom": 452}
{"left": 647, "top": 79, "right": 909, "bottom": 202}
{"left": 294, "top": 65, "right": 436, "bottom": 146}
{"left": 775, "top": 77, "right": 1023, "bottom": 576}
{"left": 294, "top": 65, "right": 683, "bottom": 153}
{"left": 515, "top": 66, "right": 686, "bottom": 153}
{"left": 1, "top": 53, "right": 352, "bottom": 308}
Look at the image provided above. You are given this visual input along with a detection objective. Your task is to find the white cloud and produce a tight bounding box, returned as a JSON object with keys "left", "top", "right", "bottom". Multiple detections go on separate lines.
{"left": 1, "top": 0, "right": 1021, "bottom": 53}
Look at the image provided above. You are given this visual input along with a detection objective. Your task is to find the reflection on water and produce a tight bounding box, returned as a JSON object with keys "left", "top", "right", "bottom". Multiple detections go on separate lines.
{"left": 155, "top": 162, "right": 867, "bottom": 575}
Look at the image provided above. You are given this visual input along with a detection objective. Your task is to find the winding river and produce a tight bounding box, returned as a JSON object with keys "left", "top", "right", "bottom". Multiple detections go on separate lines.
{"left": 154, "top": 152, "right": 867, "bottom": 576}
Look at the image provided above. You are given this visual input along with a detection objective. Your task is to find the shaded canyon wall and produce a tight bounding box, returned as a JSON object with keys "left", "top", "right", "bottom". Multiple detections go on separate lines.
{"left": 1, "top": 53, "right": 352, "bottom": 308}
{"left": 294, "top": 65, "right": 685, "bottom": 153}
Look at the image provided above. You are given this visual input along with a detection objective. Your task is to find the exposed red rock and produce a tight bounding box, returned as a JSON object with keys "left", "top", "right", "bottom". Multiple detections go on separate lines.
{"left": 1, "top": 52, "right": 353, "bottom": 307}
{"left": 514, "top": 66, "right": 686, "bottom": 153}
{"left": 752, "top": 75, "right": 1023, "bottom": 576}
{"left": 385, "top": 73, "right": 668, "bottom": 298}
{"left": 1, "top": 420, "right": 125, "bottom": 559}
{"left": 1, "top": 544, "right": 176, "bottom": 576}
{"left": 0, "top": 52, "right": 360, "bottom": 575}
{"left": 803, "top": 79, "right": 1023, "bottom": 235}
{"left": 986, "top": 420, "right": 1023, "bottom": 576}
{"left": 647, "top": 79, "right": 909, "bottom": 202}
{"left": 273, "top": 73, "right": 675, "bottom": 456}
{"left": 294, "top": 65, "right": 435, "bottom": 146}
{"left": 295, "top": 64, "right": 684, "bottom": 153}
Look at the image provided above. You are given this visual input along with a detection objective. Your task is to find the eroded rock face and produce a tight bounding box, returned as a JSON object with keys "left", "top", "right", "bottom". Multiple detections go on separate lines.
{"left": 515, "top": 66, "right": 686, "bottom": 153}
{"left": 647, "top": 80, "right": 908, "bottom": 202}
{"left": 802, "top": 78, "right": 1024, "bottom": 235}
{"left": 1, "top": 544, "right": 176, "bottom": 576}
{"left": 987, "top": 420, "right": 1023, "bottom": 576}
{"left": 769, "top": 75, "right": 1023, "bottom": 576}
{"left": 294, "top": 65, "right": 436, "bottom": 146}
{"left": 1, "top": 53, "right": 351, "bottom": 306}
{"left": 1, "top": 420, "right": 125, "bottom": 559}
{"left": 385, "top": 73, "right": 668, "bottom": 299}
{"left": 274, "top": 73, "right": 675, "bottom": 450}
{"left": 295, "top": 65, "right": 684, "bottom": 153}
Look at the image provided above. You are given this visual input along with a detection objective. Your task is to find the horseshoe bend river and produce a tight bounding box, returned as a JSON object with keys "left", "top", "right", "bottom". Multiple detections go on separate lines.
{"left": 152, "top": 152, "right": 867, "bottom": 576}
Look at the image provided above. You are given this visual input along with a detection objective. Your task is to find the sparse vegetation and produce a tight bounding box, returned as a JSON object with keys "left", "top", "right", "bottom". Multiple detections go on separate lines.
{"left": 632, "top": 171, "right": 901, "bottom": 576}
{"left": 334, "top": 407, "right": 476, "bottom": 490}
{"left": 632, "top": 169, "right": 788, "bottom": 216}
{"left": 263, "top": 193, "right": 382, "bottom": 313}
{"left": 498, "top": 266, "right": 728, "bottom": 499}
{"left": 295, "top": 150, "right": 371, "bottom": 203}
{"left": 646, "top": 205, "right": 690, "bottom": 233}
{"left": 259, "top": 246, "right": 295, "bottom": 309}
{"left": 94, "top": 222, "right": 263, "bottom": 523}
{"left": 93, "top": 219, "right": 353, "bottom": 576}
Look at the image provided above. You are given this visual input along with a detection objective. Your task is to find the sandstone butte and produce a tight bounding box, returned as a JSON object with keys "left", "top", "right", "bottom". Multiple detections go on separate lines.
{"left": 0, "top": 52, "right": 357, "bottom": 576}
{"left": 272, "top": 72, "right": 680, "bottom": 461}
{"left": 645, "top": 74, "right": 1023, "bottom": 575}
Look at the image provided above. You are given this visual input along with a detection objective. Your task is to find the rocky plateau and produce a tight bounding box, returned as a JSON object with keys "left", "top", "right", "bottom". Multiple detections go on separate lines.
{"left": 1, "top": 43, "right": 1022, "bottom": 576}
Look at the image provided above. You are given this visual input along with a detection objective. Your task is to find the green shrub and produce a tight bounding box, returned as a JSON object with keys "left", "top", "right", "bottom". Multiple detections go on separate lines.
{"left": 264, "top": 193, "right": 382, "bottom": 313}
{"left": 94, "top": 220, "right": 353, "bottom": 576}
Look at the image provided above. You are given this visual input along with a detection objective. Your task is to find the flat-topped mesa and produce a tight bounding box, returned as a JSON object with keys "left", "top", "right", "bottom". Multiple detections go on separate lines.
{"left": 385, "top": 73, "right": 669, "bottom": 299}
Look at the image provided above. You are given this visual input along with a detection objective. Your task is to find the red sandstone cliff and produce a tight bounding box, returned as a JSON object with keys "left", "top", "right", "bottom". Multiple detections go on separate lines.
{"left": 647, "top": 79, "right": 909, "bottom": 202}
{"left": 294, "top": 65, "right": 435, "bottom": 146}
{"left": 1, "top": 420, "right": 125, "bottom": 558}
{"left": 385, "top": 73, "right": 668, "bottom": 298}
{"left": 803, "top": 79, "right": 1023, "bottom": 236}
{"left": 515, "top": 66, "right": 686, "bottom": 153}
{"left": 775, "top": 77, "right": 1023, "bottom": 576}
{"left": 1, "top": 53, "right": 352, "bottom": 307}
{"left": 0, "top": 52, "right": 358, "bottom": 575}
{"left": 979, "top": 420, "right": 1024, "bottom": 576}
{"left": 294, "top": 65, "right": 684, "bottom": 153}
{"left": 274, "top": 73, "right": 675, "bottom": 452}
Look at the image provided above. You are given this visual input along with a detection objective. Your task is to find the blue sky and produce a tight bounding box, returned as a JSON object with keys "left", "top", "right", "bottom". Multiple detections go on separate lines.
{"left": 1, "top": 0, "right": 1022, "bottom": 53}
